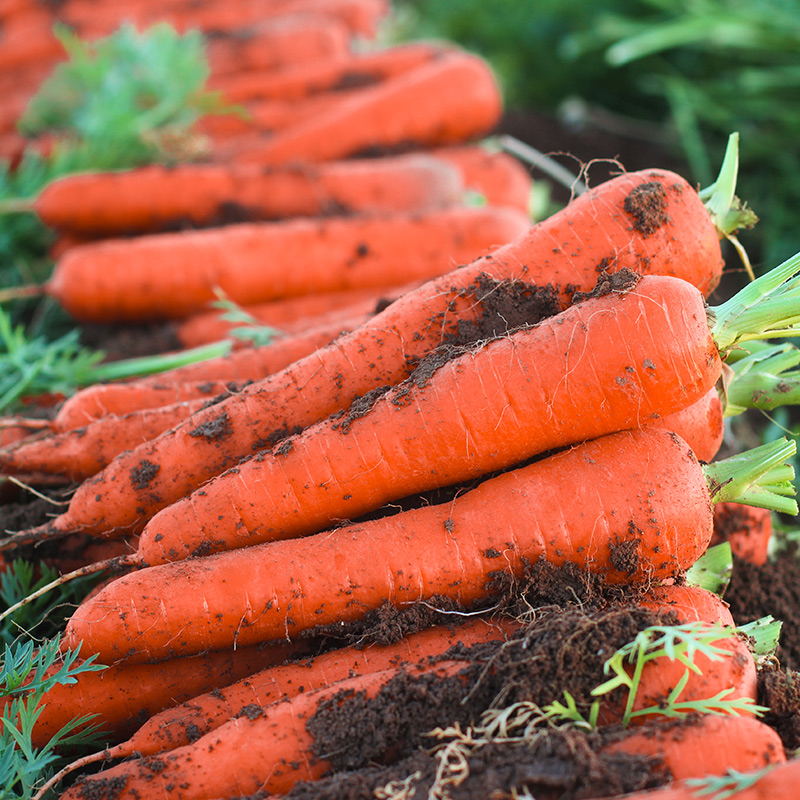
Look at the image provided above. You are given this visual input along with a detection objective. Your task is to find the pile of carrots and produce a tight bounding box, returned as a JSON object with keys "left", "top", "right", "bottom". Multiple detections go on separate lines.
{"left": 2, "top": 2, "right": 800, "bottom": 799}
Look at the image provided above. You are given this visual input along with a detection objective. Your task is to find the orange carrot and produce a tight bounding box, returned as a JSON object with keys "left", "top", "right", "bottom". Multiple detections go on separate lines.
{"left": 63, "top": 427, "right": 730, "bottom": 661}
{"left": 32, "top": 155, "right": 463, "bottom": 236}
{"left": 711, "top": 502, "right": 772, "bottom": 565}
{"left": 4, "top": 167, "right": 728, "bottom": 545}
{"left": 26, "top": 640, "right": 306, "bottom": 748}
{"left": 209, "top": 42, "right": 446, "bottom": 104}
{"left": 433, "top": 145, "right": 533, "bottom": 215}
{"left": 43, "top": 206, "right": 527, "bottom": 321}
{"left": 175, "top": 282, "right": 412, "bottom": 349}
{"left": 206, "top": 14, "right": 350, "bottom": 77}
{"left": 653, "top": 387, "right": 725, "bottom": 463}
{"left": 232, "top": 51, "right": 504, "bottom": 164}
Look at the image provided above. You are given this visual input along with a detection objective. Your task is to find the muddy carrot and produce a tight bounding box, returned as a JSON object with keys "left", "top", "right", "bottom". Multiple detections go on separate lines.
{"left": 29, "top": 155, "right": 462, "bottom": 236}
{"left": 0, "top": 165, "right": 744, "bottom": 547}
{"left": 60, "top": 427, "right": 797, "bottom": 662}
{"left": 711, "top": 503, "right": 772, "bottom": 565}
{"left": 32, "top": 206, "right": 528, "bottom": 322}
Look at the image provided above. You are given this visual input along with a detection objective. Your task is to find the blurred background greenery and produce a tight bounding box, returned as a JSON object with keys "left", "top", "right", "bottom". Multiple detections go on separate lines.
{"left": 391, "top": 0, "right": 800, "bottom": 271}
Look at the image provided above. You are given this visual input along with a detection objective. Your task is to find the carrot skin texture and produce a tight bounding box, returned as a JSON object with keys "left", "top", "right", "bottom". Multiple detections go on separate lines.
{"left": 43, "top": 168, "right": 724, "bottom": 540}
{"left": 236, "top": 51, "right": 504, "bottom": 164}
{"left": 651, "top": 387, "right": 724, "bottom": 463}
{"left": 25, "top": 642, "right": 303, "bottom": 748}
{"left": 137, "top": 274, "right": 720, "bottom": 565}
{"left": 34, "top": 155, "right": 463, "bottom": 237}
{"left": 48, "top": 206, "right": 527, "bottom": 322}
{"left": 711, "top": 502, "right": 772, "bottom": 565}
{"left": 65, "top": 428, "right": 714, "bottom": 662}
{"left": 90, "top": 585, "right": 737, "bottom": 758}
{"left": 116, "top": 618, "right": 517, "bottom": 757}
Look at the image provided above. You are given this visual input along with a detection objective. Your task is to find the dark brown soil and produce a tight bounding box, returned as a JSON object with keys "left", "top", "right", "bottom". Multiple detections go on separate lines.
{"left": 280, "top": 726, "right": 664, "bottom": 800}
{"left": 187, "top": 410, "right": 233, "bottom": 441}
{"left": 726, "top": 547, "right": 800, "bottom": 670}
{"left": 572, "top": 268, "right": 640, "bottom": 304}
{"left": 758, "top": 663, "right": 800, "bottom": 752}
{"left": 0, "top": 493, "right": 58, "bottom": 533}
{"left": 622, "top": 182, "right": 669, "bottom": 236}
{"left": 307, "top": 604, "right": 668, "bottom": 775}
{"left": 129, "top": 459, "right": 160, "bottom": 491}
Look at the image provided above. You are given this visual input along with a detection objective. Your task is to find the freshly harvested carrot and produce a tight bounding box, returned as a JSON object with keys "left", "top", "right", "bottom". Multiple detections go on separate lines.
{"left": 31, "top": 155, "right": 463, "bottom": 236}
{"left": 67, "top": 617, "right": 518, "bottom": 759}
{"left": 206, "top": 15, "right": 350, "bottom": 77}
{"left": 57, "top": 594, "right": 771, "bottom": 800}
{"left": 210, "top": 42, "right": 446, "bottom": 104}
{"left": 63, "top": 426, "right": 797, "bottom": 661}
{"left": 26, "top": 640, "right": 306, "bottom": 748}
{"left": 582, "top": 758, "right": 800, "bottom": 800}
{"left": 233, "top": 51, "right": 504, "bottom": 164}
{"left": 65, "top": 585, "right": 737, "bottom": 759}
{"left": 128, "top": 275, "right": 730, "bottom": 565}
{"left": 0, "top": 166, "right": 746, "bottom": 547}
{"left": 654, "top": 387, "right": 724, "bottom": 463}
{"left": 175, "top": 282, "right": 412, "bottom": 349}
{"left": 433, "top": 145, "right": 533, "bottom": 215}
{"left": 39, "top": 206, "right": 527, "bottom": 321}
{"left": 0, "top": 314, "right": 375, "bottom": 480}
{"left": 711, "top": 502, "right": 772, "bottom": 565}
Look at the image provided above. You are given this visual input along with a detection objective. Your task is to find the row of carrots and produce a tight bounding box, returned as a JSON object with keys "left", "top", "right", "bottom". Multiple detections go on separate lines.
{"left": 1, "top": 2, "right": 799, "bottom": 799}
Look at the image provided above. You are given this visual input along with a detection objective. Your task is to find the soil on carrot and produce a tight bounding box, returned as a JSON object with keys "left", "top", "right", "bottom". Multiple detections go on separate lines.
{"left": 296, "top": 603, "right": 671, "bottom": 799}
{"left": 623, "top": 182, "right": 669, "bottom": 237}
{"left": 187, "top": 410, "right": 233, "bottom": 441}
{"left": 726, "top": 547, "right": 800, "bottom": 670}
{"left": 758, "top": 663, "right": 800, "bottom": 752}
{"left": 572, "top": 267, "right": 640, "bottom": 304}
{"left": 278, "top": 726, "right": 665, "bottom": 800}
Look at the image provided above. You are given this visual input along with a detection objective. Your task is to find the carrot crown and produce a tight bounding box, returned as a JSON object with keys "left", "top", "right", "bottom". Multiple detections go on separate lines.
{"left": 724, "top": 342, "right": 800, "bottom": 416}
{"left": 685, "top": 542, "right": 733, "bottom": 596}
{"left": 704, "top": 437, "right": 797, "bottom": 515}
{"left": 709, "top": 250, "right": 800, "bottom": 354}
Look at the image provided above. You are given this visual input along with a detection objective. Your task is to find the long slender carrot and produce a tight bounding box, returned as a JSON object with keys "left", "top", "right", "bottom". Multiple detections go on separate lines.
{"left": 42, "top": 206, "right": 528, "bottom": 321}
{"left": 63, "top": 426, "right": 797, "bottom": 662}
{"left": 175, "top": 282, "right": 412, "bottom": 350}
{"left": 65, "top": 585, "right": 738, "bottom": 760}
{"left": 206, "top": 15, "right": 350, "bottom": 77}
{"left": 433, "top": 145, "right": 533, "bottom": 216}
{"left": 209, "top": 42, "right": 446, "bottom": 104}
{"left": 31, "top": 155, "right": 463, "bottom": 236}
{"left": 232, "top": 51, "right": 504, "bottom": 164}
{"left": 1, "top": 166, "right": 738, "bottom": 549}
{"left": 25, "top": 640, "right": 306, "bottom": 749}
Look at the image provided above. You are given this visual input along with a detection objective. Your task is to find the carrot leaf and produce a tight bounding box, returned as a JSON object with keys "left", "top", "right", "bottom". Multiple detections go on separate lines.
{"left": 685, "top": 542, "right": 733, "bottom": 596}
{"left": 685, "top": 764, "right": 776, "bottom": 800}
{"left": 211, "top": 292, "right": 286, "bottom": 347}
{"left": 710, "top": 250, "right": 800, "bottom": 353}
{"left": 704, "top": 438, "right": 798, "bottom": 515}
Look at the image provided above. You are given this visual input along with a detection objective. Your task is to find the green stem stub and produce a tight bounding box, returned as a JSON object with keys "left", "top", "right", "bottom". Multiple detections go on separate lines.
{"left": 699, "top": 132, "right": 759, "bottom": 236}
{"left": 710, "top": 250, "right": 800, "bottom": 355}
{"left": 737, "top": 616, "right": 782, "bottom": 660}
{"left": 704, "top": 438, "right": 797, "bottom": 515}
{"left": 685, "top": 543, "right": 733, "bottom": 596}
{"left": 725, "top": 343, "right": 800, "bottom": 416}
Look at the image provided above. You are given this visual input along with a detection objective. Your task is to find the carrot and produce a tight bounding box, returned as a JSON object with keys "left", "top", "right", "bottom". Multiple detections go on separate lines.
{"left": 206, "top": 15, "right": 350, "bottom": 77}
{"left": 711, "top": 502, "right": 772, "bottom": 565}
{"left": 40, "top": 206, "right": 528, "bottom": 322}
{"left": 0, "top": 313, "right": 376, "bottom": 480}
{"left": 582, "top": 758, "right": 800, "bottom": 800}
{"left": 56, "top": 589, "right": 771, "bottom": 799}
{"left": 232, "top": 51, "right": 504, "bottom": 164}
{"left": 65, "top": 585, "right": 736, "bottom": 759}
{"left": 123, "top": 275, "right": 728, "bottom": 566}
{"left": 433, "top": 145, "right": 533, "bottom": 215}
{"left": 31, "top": 155, "right": 463, "bottom": 237}
{"left": 1, "top": 165, "right": 740, "bottom": 549}
{"left": 175, "top": 282, "right": 412, "bottom": 349}
{"left": 654, "top": 387, "right": 724, "bottom": 463}
{"left": 63, "top": 426, "right": 798, "bottom": 661}
{"left": 25, "top": 640, "right": 306, "bottom": 748}
{"left": 209, "top": 42, "right": 447, "bottom": 104}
